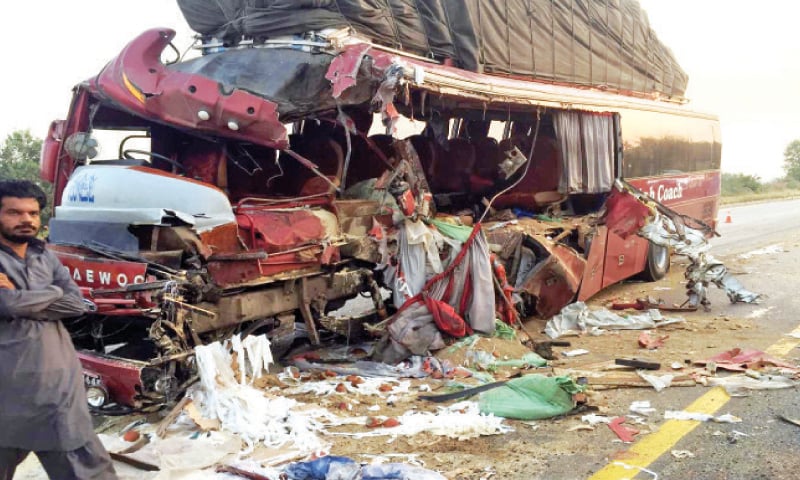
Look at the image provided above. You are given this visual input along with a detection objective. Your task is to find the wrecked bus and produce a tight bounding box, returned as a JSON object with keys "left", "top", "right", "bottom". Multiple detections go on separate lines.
{"left": 39, "top": 6, "right": 720, "bottom": 410}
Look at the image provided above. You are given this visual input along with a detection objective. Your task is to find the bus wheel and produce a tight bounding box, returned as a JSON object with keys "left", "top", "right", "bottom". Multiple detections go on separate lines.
{"left": 640, "top": 242, "right": 670, "bottom": 282}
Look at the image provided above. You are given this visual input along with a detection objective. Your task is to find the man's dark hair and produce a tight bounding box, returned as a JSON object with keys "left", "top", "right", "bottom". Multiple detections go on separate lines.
{"left": 0, "top": 180, "right": 47, "bottom": 210}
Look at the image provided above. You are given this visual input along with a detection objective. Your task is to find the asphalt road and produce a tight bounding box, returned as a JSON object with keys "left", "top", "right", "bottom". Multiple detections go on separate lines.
{"left": 712, "top": 198, "right": 800, "bottom": 255}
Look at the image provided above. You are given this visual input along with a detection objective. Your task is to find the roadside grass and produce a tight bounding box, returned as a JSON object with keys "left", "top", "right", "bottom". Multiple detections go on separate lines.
{"left": 721, "top": 188, "right": 800, "bottom": 205}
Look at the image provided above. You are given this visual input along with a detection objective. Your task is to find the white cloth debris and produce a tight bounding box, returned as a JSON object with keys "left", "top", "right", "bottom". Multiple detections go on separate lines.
{"left": 630, "top": 401, "right": 656, "bottom": 416}
{"left": 671, "top": 450, "right": 695, "bottom": 459}
{"left": 562, "top": 349, "right": 590, "bottom": 357}
{"left": 581, "top": 414, "right": 611, "bottom": 426}
{"left": 707, "top": 374, "right": 796, "bottom": 396}
{"left": 738, "top": 244, "right": 785, "bottom": 259}
{"left": 664, "top": 410, "right": 742, "bottom": 423}
{"left": 545, "top": 302, "right": 684, "bottom": 339}
{"left": 282, "top": 377, "right": 411, "bottom": 397}
{"left": 611, "top": 462, "right": 659, "bottom": 480}
{"left": 190, "top": 335, "right": 334, "bottom": 453}
{"left": 330, "top": 401, "right": 512, "bottom": 440}
{"left": 638, "top": 371, "right": 674, "bottom": 392}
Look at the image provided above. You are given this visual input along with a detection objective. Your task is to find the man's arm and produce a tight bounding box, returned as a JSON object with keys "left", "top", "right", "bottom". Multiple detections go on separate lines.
{"left": 0, "top": 272, "right": 64, "bottom": 318}
{"left": 41, "top": 254, "right": 89, "bottom": 318}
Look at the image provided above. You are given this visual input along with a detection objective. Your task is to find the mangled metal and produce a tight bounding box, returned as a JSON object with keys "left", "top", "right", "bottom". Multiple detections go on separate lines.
{"left": 41, "top": 25, "right": 732, "bottom": 410}
{"left": 607, "top": 180, "right": 762, "bottom": 309}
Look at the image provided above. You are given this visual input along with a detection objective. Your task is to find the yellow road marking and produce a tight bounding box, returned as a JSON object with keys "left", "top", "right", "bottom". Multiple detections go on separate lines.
{"left": 589, "top": 387, "right": 730, "bottom": 479}
{"left": 766, "top": 324, "right": 800, "bottom": 356}
{"left": 589, "top": 324, "right": 800, "bottom": 480}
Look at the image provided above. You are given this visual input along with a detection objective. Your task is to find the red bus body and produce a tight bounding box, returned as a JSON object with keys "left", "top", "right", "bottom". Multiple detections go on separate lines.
{"left": 41, "top": 29, "right": 720, "bottom": 407}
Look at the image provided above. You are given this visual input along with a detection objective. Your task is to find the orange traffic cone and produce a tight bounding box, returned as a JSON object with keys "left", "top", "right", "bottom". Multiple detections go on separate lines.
{"left": 724, "top": 211, "right": 732, "bottom": 224}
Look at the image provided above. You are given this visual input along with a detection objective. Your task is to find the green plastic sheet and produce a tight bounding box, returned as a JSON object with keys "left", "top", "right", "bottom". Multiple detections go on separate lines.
{"left": 478, "top": 375, "right": 584, "bottom": 420}
{"left": 430, "top": 219, "right": 473, "bottom": 243}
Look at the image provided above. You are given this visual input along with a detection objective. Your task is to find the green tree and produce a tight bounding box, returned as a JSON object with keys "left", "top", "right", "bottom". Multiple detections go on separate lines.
{"left": 0, "top": 130, "right": 54, "bottom": 223}
{"left": 721, "top": 172, "right": 762, "bottom": 196}
{"left": 784, "top": 139, "right": 800, "bottom": 182}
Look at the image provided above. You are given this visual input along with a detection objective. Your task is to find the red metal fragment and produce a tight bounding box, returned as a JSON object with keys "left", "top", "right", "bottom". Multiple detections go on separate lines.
{"left": 608, "top": 416, "right": 640, "bottom": 443}
{"left": 638, "top": 332, "right": 669, "bottom": 350}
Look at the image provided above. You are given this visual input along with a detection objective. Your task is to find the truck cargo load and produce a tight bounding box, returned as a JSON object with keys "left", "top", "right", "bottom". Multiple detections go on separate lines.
{"left": 177, "top": 0, "right": 688, "bottom": 100}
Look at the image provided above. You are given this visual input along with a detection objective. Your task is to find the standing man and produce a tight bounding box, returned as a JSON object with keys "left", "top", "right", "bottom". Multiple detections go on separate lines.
{"left": 0, "top": 180, "right": 116, "bottom": 479}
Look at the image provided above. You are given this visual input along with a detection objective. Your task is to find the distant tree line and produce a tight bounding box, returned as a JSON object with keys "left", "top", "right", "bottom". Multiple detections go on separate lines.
{"left": 720, "top": 139, "right": 800, "bottom": 196}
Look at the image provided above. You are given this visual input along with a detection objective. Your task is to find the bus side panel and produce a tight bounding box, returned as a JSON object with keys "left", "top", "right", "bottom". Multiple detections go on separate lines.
{"left": 577, "top": 226, "right": 608, "bottom": 301}
{"left": 627, "top": 171, "right": 721, "bottom": 229}
{"left": 602, "top": 231, "right": 646, "bottom": 288}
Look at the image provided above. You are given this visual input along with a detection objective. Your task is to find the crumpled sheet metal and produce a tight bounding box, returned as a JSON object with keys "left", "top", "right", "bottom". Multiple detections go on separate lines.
{"left": 487, "top": 225, "right": 587, "bottom": 318}
{"left": 608, "top": 182, "right": 762, "bottom": 309}
{"left": 640, "top": 213, "right": 762, "bottom": 307}
{"left": 696, "top": 348, "right": 800, "bottom": 374}
{"left": 545, "top": 301, "right": 684, "bottom": 339}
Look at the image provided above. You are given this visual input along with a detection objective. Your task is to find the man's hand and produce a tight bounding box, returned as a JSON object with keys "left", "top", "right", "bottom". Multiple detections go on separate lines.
{"left": 0, "top": 273, "right": 15, "bottom": 290}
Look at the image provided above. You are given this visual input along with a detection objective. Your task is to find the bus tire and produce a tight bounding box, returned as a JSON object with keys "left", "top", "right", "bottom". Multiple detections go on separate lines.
{"left": 640, "top": 241, "right": 670, "bottom": 282}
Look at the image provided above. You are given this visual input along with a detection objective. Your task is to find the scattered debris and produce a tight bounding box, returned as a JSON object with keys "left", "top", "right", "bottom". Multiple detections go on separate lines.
{"left": 610, "top": 462, "right": 659, "bottom": 480}
{"left": 778, "top": 415, "right": 800, "bottom": 428}
{"left": 707, "top": 374, "right": 796, "bottom": 396}
{"left": 615, "top": 358, "right": 661, "bottom": 370}
{"left": 216, "top": 464, "right": 274, "bottom": 480}
{"left": 670, "top": 450, "right": 695, "bottom": 459}
{"left": 738, "top": 244, "right": 785, "bottom": 259}
{"left": 607, "top": 417, "right": 640, "bottom": 443}
{"left": 568, "top": 424, "right": 596, "bottom": 432}
{"left": 638, "top": 332, "right": 669, "bottom": 350}
{"left": 581, "top": 414, "right": 612, "bottom": 426}
{"left": 546, "top": 302, "right": 684, "bottom": 339}
{"left": 108, "top": 452, "right": 160, "bottom": 472}
{"left": 419, "top": 381, "right": 510, "bottom": 403}
{"left": 562, "top": 349, "right": 590, "bottom": 357}
{"left": 630, "top": 401, "right": 656, "bottom": 416}
{"left": 664, "top": 411, "right": 742, "bottom": 423}
{"left": 157, "top": 396, "right": 192, "bottom": 439}
{"left": 638, "top": 371, "right": 675, "bottom": 392}
{"left": 612, "top": 296, "right": 695, "bottom": 313}
{"left": 330, "top": 401, "right": 513, "bottom": 440}
{"left": 695, "top": 348, "right": 800, "bottom": 374}
{"left": 122, "top": 429, "right": 140, "bottom": 443}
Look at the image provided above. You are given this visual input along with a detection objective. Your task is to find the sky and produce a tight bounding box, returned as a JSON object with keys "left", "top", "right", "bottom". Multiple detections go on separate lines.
{"left": 1, "top": 1, "right": 799, "bottom": 180}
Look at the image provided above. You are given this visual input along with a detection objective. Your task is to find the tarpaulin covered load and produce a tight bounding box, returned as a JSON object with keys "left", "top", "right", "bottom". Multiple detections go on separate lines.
{"left": 176, "top": 0, "right": 688, "bottom": 99}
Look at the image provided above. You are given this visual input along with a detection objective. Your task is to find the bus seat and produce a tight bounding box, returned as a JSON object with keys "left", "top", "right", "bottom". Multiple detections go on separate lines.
{"left": 341, "top": 134, "right": 388, "bottom": 186}
{"left": 279, "top": 135, "right": 343, "bottom": 195}
{"left": 434, "top": 138, "right": 474, "bottom": 193}
{"left": 472, "top": 137, "right": 501, "bottom": 179}
{"left": 493, "top": 134, "right": 563, "bottom": 211}
{"left": 407, "top": 134, "right": 438, "bottom": 179}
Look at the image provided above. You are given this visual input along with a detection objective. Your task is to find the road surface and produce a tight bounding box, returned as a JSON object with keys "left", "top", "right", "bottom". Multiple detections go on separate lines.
{"left": 712, "top": 198, "right": 800, "bottom": 254}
